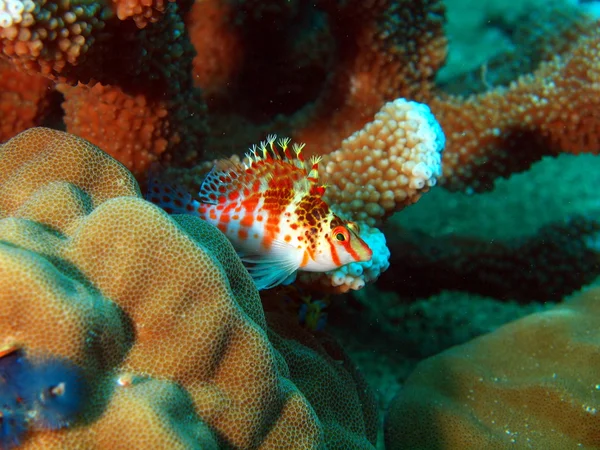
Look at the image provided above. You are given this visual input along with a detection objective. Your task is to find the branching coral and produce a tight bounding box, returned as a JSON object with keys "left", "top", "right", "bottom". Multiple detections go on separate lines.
{"left": 0, "top": 0, "right": 111, "bottom": 80}
{"left": 0, "top": 127, "right": 377, "bottom": 448}
{"left": 57, "top": 82, "right": 173, "bottom": 176}
{"left": 0, "top": 58, "right": 53, "bottom": 141}
{"left": 435, "top": 29, "right": 600, "bottom": 192}
{"left": 0, "top": 0, "right": 207, "bottom": 177}
{"left": 321, "top": 98, "right": 445, "bottom": 226}
{"left": 292, "top": 0, "right": 447, "bottom": 154}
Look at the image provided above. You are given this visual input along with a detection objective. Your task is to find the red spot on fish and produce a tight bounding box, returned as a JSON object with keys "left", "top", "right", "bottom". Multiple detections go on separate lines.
{"left": 238, "top": 229, "right": 248, "bottom": 240}
{"left": 240, "top": 214, "right": 254, "bottom": 227}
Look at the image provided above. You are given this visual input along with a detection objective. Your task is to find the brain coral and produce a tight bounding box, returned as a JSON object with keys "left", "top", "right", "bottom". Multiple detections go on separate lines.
{"left": 385, "top": 287, "right": 600, "bottom": 449}
{"left": 0, "top": 127, "right": 376, "bottom": 448}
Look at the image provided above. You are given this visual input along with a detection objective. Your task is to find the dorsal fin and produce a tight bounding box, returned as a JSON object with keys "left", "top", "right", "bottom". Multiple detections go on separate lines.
{"left": 198, "top": 135, "right": 327, "bottom": 204}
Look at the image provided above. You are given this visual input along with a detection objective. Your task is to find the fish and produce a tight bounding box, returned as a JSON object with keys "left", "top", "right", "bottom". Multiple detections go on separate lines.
{"left": 146, "top": 135, "right": 373, "bottom": 290}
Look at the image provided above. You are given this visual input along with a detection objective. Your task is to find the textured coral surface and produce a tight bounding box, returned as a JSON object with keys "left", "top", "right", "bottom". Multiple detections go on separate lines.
{"left": 0, "top": 127, "right": 376, "bottom": 448}
{"left": 385, "top": 287, "right": 600, "bottom": 448}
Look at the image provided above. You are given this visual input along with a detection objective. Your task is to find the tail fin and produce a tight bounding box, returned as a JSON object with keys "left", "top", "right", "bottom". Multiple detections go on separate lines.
{"left": 145, "top": 173, "right": 200, "bottom": 216}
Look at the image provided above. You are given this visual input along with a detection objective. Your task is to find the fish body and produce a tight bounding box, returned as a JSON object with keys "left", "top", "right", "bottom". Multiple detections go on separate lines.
{"left": 148, "top": 135, "right": 372, "bottom": 290}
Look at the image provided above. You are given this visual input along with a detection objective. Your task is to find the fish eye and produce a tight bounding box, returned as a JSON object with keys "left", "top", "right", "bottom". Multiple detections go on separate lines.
{"left": 332, "top": 227, "right": 349, "bottom": 242}
{"left": 346, "top": 221, "right": 360, "bottom": 234}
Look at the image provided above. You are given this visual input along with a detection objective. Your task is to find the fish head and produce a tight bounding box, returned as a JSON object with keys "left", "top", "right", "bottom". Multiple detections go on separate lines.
{"left": 314, "top": 217, "right": 372, "bottom": 269}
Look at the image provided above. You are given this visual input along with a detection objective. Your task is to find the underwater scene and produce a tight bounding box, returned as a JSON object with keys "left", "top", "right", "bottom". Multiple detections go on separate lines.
{"left": 0, "top": 0, "right": 599, "bottom": 448}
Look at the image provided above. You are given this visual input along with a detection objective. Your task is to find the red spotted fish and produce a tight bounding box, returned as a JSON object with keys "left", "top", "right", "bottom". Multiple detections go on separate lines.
{"left": 147, "top": 135, "right": 373, "bottom": 290}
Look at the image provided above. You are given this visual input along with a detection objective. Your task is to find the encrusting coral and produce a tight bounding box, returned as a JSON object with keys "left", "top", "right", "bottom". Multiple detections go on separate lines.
{"left": 385, "top": 286, "right": 600, "bottom": 448}
{"left": 0, "top": 127, "right": 377, "bottom": 448}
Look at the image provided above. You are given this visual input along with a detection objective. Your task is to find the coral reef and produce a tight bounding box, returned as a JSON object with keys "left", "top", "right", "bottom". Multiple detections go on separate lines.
{"left": 0, "top": 0, "right": 206, "bottom": 177}
{"left": 1, "top": 0, "right": 598, "bottom": 217}
{"left": 0, "top": 127, "right": 377, "bottom": 448}
{"left": 385, "top": 286, "right": 600, "bottom": 448}
{"left": 1, "top": 0, "right": 600, "bottom": 447}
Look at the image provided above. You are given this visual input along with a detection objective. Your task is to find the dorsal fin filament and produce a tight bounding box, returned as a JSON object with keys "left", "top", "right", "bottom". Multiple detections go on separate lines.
{"left": 307, "top": 155, "right": 322, "bottom": 184}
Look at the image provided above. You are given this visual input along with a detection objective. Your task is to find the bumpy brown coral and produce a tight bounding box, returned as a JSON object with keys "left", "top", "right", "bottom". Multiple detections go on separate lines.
{"left": 57, "top": 82, "right": 172, "bottom": 176}
{"left": 0, "top": 0, "right": 112, "bottom": 81}
{"left": 112, "top": 0, "right": 174, "bottom": 28}
{"left": 0, "top": 58, "right": 53, "bottom": 141}
{"left": 186, "top": 0, "right": 243, "bottom": 99}
{"left": 385, "top": 287, "right": 600, "bottom": 448}
{"left": 436, "top": 29, "right": 600, "bottom": 191}
{"left": 0, "top": 127, "right": 376, "bottom": 448}
{"left": 322, "top": 98, "right": 445, "bottom": 225}
{"left": 294, "top": 0, "right": 447, "bottom": 155}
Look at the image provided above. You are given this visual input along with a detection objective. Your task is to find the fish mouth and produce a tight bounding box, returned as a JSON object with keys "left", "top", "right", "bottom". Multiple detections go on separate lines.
{"left": 352, "top": 236, "right": 373, "bottom": 262}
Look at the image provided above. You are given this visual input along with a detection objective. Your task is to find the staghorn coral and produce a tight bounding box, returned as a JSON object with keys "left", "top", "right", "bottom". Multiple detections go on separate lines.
{"left": 292, "top": 0, "right": 447, "bottom": 155}
{"left": 57, "top": 82, "right": 172, "bottom": 176}
{"left": 0, "top": 127, "right": 377, "bottom": 448}
{"left": 0, "top": 0, "right": 207, "bottom": 177}
{"left": 385, "top": 286, "right": 600, "bottom": 448}
{"left": 435, "top": 28, "right": 600, "bottom": 192}
{"left": 321, "top": 98, "right": 445, "bottom": 226}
